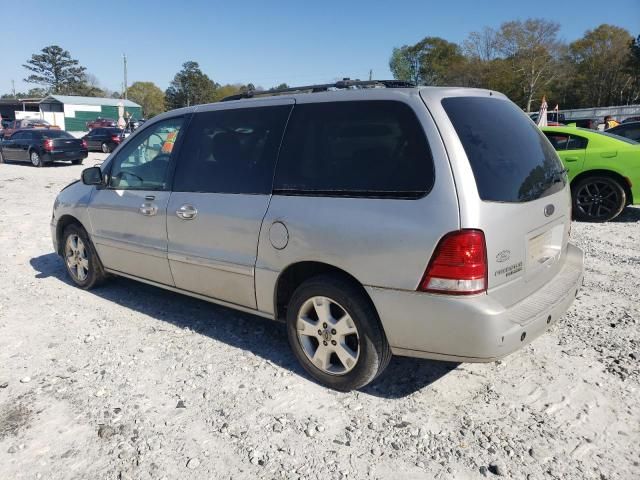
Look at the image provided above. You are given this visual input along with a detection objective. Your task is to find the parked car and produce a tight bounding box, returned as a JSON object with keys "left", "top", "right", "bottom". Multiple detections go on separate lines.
{"left": 51, "top": 83, "right": 584, "bottom": 390}
{"left": 2, "top": 118, "right": 59, "bottom": 139}
{"left": 542, "top": 126, "right": 640, "bottom": 221}
{"left": 86, "top": 117, "right": 116, "bottom": 130}
{"left": 529, "top": 111, "right": 565, "bottom": 125}
{"left": 0, "top": 129, "right": 87, "bottom": 167}
{"left": 622, "top": 116, "right": 640, "bottom": 123}
{"left": 606, "top": 121, "right": 640, "bottom": 142}
{"left": 83, "top": 127, "right": 125, "bottom": 153}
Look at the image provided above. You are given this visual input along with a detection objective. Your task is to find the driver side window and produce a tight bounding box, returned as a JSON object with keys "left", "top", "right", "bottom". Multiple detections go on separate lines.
{"left": 109, "top": 117, "right": 183, "bottom": 190}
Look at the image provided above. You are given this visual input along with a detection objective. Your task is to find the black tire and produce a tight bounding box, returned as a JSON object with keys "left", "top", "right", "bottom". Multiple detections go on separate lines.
{"left": 572, "top": 175, "right": 626, "bottom": 222}
{"left": 29, "top": 149, "right": 43, "bottom": 167}
{"left": 72, "top": 158, "right": 84, "bottom": 165}
{"left": 61, "top": 224, "right": 107, "bottom": 290}
{"left": 101, "top": 142, "right": 111, "bottom": 154}
{"left": 286, "top": 274, "right": 392, "bottom": 391}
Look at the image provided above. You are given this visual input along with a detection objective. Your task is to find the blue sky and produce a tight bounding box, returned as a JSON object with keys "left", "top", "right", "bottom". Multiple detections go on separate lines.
{"left": 2, "top": 0, "right": 638, "bottom": 95}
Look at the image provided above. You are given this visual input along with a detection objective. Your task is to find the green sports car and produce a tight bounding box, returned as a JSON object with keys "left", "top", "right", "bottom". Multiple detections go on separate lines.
{"left": 542, "top": 126, "right": 640, "bottom": 222}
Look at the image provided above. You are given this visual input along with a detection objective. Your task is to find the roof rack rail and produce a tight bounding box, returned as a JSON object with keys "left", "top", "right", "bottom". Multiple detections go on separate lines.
{"left": 220, "top": 78, "right": 416, "bottom": 102}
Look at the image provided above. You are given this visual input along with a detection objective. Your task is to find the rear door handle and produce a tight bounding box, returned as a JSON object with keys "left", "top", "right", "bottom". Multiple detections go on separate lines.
{"left": 139, "top": 202, "right": 158, "bottom": 216}
{"left": 564, "top": 156, "right": 579, "bottom": 162}
{"left": 176, "top": 204, "right": 198, "bottom": 220}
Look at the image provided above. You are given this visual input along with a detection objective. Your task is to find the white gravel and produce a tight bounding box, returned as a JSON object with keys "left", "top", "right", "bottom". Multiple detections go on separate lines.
{"left": 0, "top": 154, "right": 639, "bottom": 480}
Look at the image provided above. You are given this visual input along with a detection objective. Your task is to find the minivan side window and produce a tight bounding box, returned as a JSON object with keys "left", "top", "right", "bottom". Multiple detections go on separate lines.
{"left": 273, "top": 101, "right": 434, "bottom": 198}
{"left": 108, "top": 117, "right": 183, "bottom": 190}
{"left": 173, "top": 105, "right": 291, "bottom": 194}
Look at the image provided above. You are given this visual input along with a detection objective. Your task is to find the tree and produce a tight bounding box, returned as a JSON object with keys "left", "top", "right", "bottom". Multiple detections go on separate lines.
{"left": 127, "top": 81, "right": 165, "bottom": 117}
{"left": 272, "top": 83, "right": 289, "bottom": 90}
{"left": 569, "top": 25, "right": 637, "bottom": 107}
{"left": 496, "top": 19, "right": 562, "bottom": 112}
{"left": 211, "top": 84, "right": 242, "bottom": 102}
{"left": 390, "top": 37, "right": 465, "bottom": 85}
{"left": 165, "top": 61, "right": 219, "bottom": 109}
{"left": 463, "top": 27, "right": 500, "bottom": 62}
{"left": 23, "top": 45, "right": 87, "bottom": 95}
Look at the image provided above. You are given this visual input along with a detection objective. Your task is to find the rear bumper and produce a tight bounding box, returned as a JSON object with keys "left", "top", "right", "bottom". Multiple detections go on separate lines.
{"left": 366, "top": 243, "right": 584, "bottom": 362}
{"left": 43, "top": 150, "right": 88, "bottom": 162}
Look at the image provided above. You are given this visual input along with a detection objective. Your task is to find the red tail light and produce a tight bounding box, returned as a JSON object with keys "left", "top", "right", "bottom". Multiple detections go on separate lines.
{"left": 111, "top": 135, "right": 121, "bottom": 143}
{"left": 419, "top": 229, "right": 487, "bottom": 295}
{"left": 43, "top": 139, "right": 54, "bottom": 151}
{"left": 81, "top": 139, "right": 88, "bottom": 149}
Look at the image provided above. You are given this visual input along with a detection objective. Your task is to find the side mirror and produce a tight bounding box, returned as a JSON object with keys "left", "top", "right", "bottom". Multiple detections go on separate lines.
{"left": 81, "top": 166, "right": 103, "bottom": 185}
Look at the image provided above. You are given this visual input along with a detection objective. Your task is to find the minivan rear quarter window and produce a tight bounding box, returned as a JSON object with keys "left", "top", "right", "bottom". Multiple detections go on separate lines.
{"left": 274, "top": 101, "right": 434, "bottom": 198}
{"left": 442, "top": 97, "right": 565, "bottom": 202}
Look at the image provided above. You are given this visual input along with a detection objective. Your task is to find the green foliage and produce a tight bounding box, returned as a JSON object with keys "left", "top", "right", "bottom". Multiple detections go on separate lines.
{"left": 389, "top": 37, "right": 465, "bottom": 86}
{"left": 23, "top": 45, "right": 88, "bottom": 95}
{"left": 569, "top": 25, "right": 636, "bottom": 107}
{"left": 390, "top": 20, "right": 640, "bottom": 110}
{"left": 127, "top": 81, "right": 165, "bottom": 118}
{"left": 165, "top": 61, "right": 219, "bottom": 109}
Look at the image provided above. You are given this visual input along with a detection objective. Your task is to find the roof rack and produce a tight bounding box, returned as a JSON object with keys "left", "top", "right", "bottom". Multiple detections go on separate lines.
{"left": 220, "top": 78, "right": 416, "bottom": 102}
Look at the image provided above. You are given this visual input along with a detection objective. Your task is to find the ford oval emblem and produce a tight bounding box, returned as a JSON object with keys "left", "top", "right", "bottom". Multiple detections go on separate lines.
{"left": 496, "top": 249, "right": 511, "bottom": 263}
{"left": 544, "top": 204, "right": 555, "bottom": 217}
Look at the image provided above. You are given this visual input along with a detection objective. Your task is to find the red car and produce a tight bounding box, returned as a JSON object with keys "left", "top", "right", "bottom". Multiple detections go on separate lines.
{"left": 86, "top": 117, "right": 116, "bottom": 130}
{"left": 2, "top": 119, "right": 59, "bottom": 139}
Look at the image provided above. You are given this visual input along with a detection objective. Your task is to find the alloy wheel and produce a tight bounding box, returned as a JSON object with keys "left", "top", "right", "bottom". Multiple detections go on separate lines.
{"left": 30, "top": 151, "right": 41, "bottom": 166}
{"left": 65, "top": 234, "right": 89, "bottom": 282}
{"left": 575, "top": 180, "right": 620, "bottom": 220}
{"left": 296, "top": 296, "right": 360, "bottom": 375}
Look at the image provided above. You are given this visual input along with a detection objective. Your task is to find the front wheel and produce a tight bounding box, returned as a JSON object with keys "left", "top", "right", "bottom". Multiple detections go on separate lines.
{"left": 572, "top": 176, "right": 626, "bottom": 222}
{"left": 30, "top": 150, "right": 43, "bottom": 167}
{"left": 62, "top": 224, "right": 107, "bottom": 289}
{"left": 286, "top": 274, "right": 391, "bottom": 391}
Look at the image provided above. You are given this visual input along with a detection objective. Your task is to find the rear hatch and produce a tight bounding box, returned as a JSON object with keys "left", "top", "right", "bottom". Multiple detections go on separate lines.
{"left": 424, "top": 91, "right": 571, "bottom": 307}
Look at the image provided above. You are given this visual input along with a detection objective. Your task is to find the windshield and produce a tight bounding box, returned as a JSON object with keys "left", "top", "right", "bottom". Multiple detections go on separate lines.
{"left": 39, "top": 131, "right": 73, "bottom": 139}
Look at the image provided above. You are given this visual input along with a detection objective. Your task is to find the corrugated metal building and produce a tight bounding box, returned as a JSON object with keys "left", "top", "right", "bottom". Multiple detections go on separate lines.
{"left": 39, "top": 95, "right": 142, "bottom": 131}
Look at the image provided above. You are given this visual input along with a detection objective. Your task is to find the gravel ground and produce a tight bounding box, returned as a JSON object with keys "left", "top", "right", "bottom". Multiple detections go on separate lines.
{"left": 0, "top": 154, "right": 639, "bottom": 480}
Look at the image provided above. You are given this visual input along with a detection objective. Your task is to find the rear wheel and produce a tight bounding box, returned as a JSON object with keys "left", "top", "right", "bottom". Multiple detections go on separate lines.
{"left": 101, "top": 142, "right": 111, "bottom": 153}
{"left": 572, "top": 176, "right": 626, "bottom": 222}
{"left": 286, "top": 274, "right": 391, "bottom": 391}
{"left": 62, "top": 224, "right": 107, "bottom": 289}
{"left": 30, "top": 150, "right": 43, "bottom": 167}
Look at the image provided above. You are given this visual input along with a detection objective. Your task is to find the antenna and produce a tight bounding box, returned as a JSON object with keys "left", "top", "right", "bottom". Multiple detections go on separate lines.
{"left": 123, "top": 54, "right": 128, "bottom": 100}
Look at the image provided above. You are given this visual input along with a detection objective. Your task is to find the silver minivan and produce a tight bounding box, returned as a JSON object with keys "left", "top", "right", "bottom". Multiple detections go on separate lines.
{"left": 51, "top": 82, "right": 584, "bottom": 390}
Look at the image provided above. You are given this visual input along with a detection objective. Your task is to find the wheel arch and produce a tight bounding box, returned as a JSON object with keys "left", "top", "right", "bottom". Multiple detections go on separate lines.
{"left": 273, "top": 261, "right": 379, "bottom": 323}
{"left": 570, "top": 169, "right": 633, "bottom": 205}
{"left": 55, "top": 215, "right": 86, "bottom": 255}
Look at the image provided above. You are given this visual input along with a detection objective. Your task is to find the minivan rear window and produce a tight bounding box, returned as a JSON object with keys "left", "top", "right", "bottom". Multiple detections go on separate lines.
{"left": 442, "top": 97, "right": 566, "bottom": 202}
{"left": 274, "top": 101, "right": 434, "bottom": 198}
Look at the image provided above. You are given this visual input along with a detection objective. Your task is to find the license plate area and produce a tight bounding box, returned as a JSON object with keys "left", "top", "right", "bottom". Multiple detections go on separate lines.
{"left": 526, "top": 223, "right": 564, "bottom": 274}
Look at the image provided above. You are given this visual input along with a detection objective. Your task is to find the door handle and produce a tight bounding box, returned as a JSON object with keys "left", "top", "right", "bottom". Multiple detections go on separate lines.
{"left": 564, "top": 156, "right": 579, "bottom": 162}
{"left": 139, "top": 202, "right": 158, "bottom": 216}
{"left": 176, "top": 204, "right": 198, "bottom": 220}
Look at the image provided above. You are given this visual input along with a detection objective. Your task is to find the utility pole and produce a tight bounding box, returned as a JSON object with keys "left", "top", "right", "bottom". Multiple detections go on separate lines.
{"left": 369, "top": 69, "right": 372, "bottom": 81}
{"left": 123, "top": 53, "right": 128, "bottom": 100}
{"left": 11, "top": 80, "right": 16, "bottom": 98}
